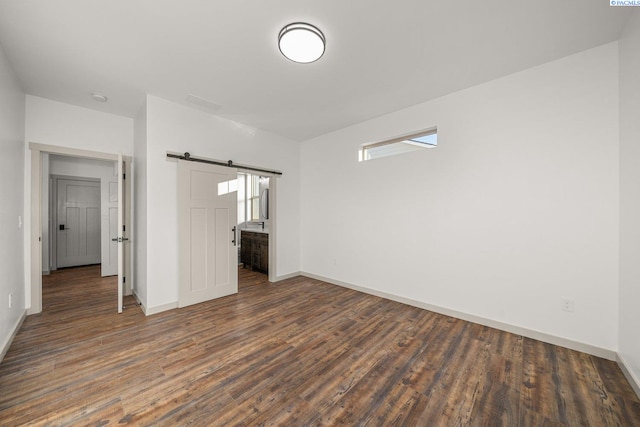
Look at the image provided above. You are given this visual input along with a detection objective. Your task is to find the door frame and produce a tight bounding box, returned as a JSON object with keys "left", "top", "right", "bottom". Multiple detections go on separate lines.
{"left": 237, "top": 171, "right": 278, "bottom": 282}
{"left": 268, "top": 175, "right": 276, "bottom": 283}
{"left": 243, "top": 171, "right": 277, "bottom": 282}
{"left": 28, "top": 143, "right": 133, "bottom": 314}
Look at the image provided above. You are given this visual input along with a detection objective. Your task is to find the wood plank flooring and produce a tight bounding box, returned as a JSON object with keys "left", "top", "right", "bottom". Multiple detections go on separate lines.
{"left": 1, "top": 265, "right": 639, "bottom": 426}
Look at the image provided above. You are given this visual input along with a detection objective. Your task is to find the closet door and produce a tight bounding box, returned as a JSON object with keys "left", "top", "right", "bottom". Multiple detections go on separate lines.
{"left": 56, "top": 178, "right": 100, "bottom": 268}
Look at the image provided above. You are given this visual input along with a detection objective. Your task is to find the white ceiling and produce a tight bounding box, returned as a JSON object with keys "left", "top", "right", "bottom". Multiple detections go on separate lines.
{"left": 0, "top": 0, "right": 631, "bottom": 141}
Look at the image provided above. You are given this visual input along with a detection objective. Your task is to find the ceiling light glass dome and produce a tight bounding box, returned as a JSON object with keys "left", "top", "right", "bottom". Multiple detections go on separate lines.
{"left": 278, "top": 23, "right": 325, "bottom": 63}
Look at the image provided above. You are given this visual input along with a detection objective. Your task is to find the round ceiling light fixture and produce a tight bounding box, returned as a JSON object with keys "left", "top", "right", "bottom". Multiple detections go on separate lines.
{"left": 91, "top": 92, "right": 108, "bottom": 102}
{"left": 278, "top": 22, "right": 325, "bottom": 63}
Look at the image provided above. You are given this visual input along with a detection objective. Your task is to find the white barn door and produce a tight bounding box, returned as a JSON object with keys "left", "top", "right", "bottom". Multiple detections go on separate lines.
{"left": 178, "top": 160, "right": 238, "bottom": 308}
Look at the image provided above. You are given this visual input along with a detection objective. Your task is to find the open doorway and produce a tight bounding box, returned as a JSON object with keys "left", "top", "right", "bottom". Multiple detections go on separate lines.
{"left": 40, "top": 154, "right": 121, "bottom": 312}
{"left": 44, "top": 155, "right": 118, "bottom": 276}
{"left": 29, "top": 143, "right": 133, "bottom": 315}
{"left": 237, "top": 173, "right": 270, "bottom": 278}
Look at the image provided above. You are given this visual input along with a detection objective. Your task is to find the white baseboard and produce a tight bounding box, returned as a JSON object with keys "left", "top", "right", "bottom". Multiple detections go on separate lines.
{"left": 0, "top": 310, "right": 26, "bottom": 364}
{"left": 617, "top": 353, "right": 640, "bottom": 398}
{"left": 272, "top": 271, "right": 301, "bottom": 282}
{"left": 131, "top": 292, "right": 178, "bottom": 316}
{"left": 301, "top": 272, "right": 617, "bottom": 361}
{"left": 42, "top": 270, "right": 50, "bottom": 276}
{"left": 134, "top": 271, "right": 301, "bottom": 315}
{"left": 143, "top": 301, "right": 178, "bottom": 316}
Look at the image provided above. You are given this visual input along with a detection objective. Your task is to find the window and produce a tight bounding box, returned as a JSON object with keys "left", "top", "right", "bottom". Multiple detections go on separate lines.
{"left": 359, "top": 128, "right": 437, "bottom": 162}
{"left": 249, "top": 175, "right": 260, "bottom": 221}
{"left": 238, "top": 173, "right": 268, "bottom": 223}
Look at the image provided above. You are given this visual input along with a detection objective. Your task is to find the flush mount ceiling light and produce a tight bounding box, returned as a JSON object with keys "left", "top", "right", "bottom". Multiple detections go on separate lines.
{"left": 91, "top": 92, "right": 108, "bottom": 102}
{"left": 278, "top": 22, "right": 325, "bottom": 63}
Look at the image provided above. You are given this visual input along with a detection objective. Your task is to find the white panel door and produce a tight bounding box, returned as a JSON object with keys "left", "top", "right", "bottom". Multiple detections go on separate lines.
{"left": 100, "top": 176, "right": 118, "bottom": 276}
{"left": 178, "top": 160, "right": 238, "bottom": 308}
{"left": 56, "top": 178, "right": 101, "bottom": 268}
{"left": 117, "top": 154, "right": 125, "bottom": 313}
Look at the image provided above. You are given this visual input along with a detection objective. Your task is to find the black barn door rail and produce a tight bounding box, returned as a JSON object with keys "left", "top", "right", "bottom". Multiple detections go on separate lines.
{"left": 166, "top": 152, "right": 283, "bottom": 176}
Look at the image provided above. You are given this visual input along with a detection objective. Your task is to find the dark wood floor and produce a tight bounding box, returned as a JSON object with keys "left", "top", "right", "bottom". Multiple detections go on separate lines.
{"left": 0, "top": 266, "right": 639, "bottom": 426}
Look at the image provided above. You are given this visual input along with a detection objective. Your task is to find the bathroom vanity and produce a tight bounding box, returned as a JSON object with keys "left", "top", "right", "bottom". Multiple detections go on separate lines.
{"left": 240, "top": 230, "right": 269, "bottom": 273}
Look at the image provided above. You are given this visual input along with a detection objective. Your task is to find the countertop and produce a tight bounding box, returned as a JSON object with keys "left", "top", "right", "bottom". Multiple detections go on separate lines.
{"left": 240, "top": 228, "right": 269, "bottom": 235}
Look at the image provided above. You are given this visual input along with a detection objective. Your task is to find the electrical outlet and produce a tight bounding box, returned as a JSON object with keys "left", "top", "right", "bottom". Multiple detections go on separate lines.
{"left": 561, "top": 297, "right": 574, "bottom": 312}
{"left": 333, "top": 258, "right": 337, "bottom": 266}
{"left": 8, "top": 293, "right": 12, "bottom": 309}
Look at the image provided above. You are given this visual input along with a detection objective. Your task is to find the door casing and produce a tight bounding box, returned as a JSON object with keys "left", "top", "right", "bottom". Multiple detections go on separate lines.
{"left": 28, "top": 143, "right": 133, "bottom": 314}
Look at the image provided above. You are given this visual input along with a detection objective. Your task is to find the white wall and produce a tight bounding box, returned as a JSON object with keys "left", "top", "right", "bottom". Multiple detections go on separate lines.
{"left": 619, "top": 9, "right": 640, "bottom": 390}
{"left": 49, "top": 155, "right": 117, "bottom": 178}
{"left": 25, "top": 96, "right": 134, "bottom": 154}
{"left": 0, "top": 44, "right": 25, "bottom": 359}
{"left": 24, "top": 95, "right": 133, "bottom": 308}
{"left": 139, "top": 95, "right": 300, "bottom": 311}
{"left": 301, "top": 43, "right": 620, "bottom": 352}
{"left": 133, "top": 103, "right": 148, "bottom": 307}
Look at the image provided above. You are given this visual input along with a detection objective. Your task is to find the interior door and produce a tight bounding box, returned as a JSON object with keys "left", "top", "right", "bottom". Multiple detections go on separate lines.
{"left": 56, "top": 178, "right": 101, "bottom": 268}
{"left": 117, "top": 154, "right": 125, "bottom": 313}
{"left": 178, "top": 160, "right": 238, "bottom": 308}
{"left": 100, "top": 175, "right": 118, "bottom": 276}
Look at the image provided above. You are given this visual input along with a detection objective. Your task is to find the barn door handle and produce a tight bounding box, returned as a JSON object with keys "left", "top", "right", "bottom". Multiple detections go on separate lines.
{"left": 232, "top": 226, "right": 236, "bottom": 246}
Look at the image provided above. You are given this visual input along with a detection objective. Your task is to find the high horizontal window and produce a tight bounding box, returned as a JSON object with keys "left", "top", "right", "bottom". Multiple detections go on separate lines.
{"left": 359, "top": 128, "right": 437, "bottom": 162}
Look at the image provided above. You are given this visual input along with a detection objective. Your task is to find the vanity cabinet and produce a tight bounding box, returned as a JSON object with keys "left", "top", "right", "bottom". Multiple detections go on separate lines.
{"left": 241, "top": 231, "right": 269, "bottom": 273}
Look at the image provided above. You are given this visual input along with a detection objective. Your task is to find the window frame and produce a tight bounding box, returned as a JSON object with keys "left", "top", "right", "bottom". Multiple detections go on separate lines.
{"left": 359, "top": 127, "right": 437, "bottom": 162}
